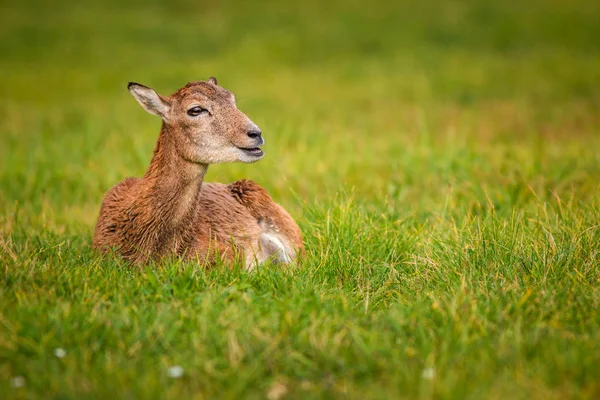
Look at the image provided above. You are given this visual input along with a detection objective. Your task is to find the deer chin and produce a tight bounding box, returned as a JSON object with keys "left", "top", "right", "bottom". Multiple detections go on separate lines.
{"left": 236, "top": 146, "right": 264, "bottom": 162}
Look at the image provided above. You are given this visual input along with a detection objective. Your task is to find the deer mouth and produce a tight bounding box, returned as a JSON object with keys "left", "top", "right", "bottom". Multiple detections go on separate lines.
{"left": 237, "top": 147, "right": 264, "bottom": 158}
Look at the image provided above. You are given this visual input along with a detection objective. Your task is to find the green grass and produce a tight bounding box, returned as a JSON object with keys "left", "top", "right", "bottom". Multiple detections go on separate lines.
{"left": 1, "top": 0, "right": 600, "bottom": 398}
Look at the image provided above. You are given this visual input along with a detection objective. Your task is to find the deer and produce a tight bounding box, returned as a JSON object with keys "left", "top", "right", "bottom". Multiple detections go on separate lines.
{"left": 93, "top": 78, "right": 304, "bottom": 269}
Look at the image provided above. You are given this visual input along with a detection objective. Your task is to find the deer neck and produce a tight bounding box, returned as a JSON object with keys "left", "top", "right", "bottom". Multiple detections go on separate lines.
{"left": 142, "top": 122, "right": 206, "bottom": 233}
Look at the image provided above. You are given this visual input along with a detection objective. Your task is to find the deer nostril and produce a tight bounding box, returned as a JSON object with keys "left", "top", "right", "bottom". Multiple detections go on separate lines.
{"left": 247, "top": 130, "right": 262, "bottom": 139}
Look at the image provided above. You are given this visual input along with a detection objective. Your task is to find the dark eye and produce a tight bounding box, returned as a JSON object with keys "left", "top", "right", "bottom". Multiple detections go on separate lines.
{"left": 187, "top": 106, "right": 209, "bottom": 117}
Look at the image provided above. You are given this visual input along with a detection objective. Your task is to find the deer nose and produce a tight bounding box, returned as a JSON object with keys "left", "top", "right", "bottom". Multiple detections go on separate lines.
{"left": 247, "top": 130, "right": 262, "bottom": 140}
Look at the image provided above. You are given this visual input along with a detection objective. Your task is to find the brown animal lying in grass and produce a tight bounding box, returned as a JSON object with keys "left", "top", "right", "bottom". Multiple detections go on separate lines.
{"left": 93, "top": 78, "right": 303, "bottom": 269}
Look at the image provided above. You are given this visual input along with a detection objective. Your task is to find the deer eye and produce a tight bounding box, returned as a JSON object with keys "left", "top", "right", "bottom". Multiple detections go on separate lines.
{"left": 187, "top": 106, "right": 209, "bottom": 117}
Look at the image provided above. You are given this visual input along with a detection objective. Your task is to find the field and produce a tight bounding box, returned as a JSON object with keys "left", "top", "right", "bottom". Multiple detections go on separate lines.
{"left": 1, "top": 0, "right": 600, "bottom": 398}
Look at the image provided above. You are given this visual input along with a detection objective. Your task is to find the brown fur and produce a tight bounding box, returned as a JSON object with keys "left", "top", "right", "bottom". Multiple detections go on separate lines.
{"left": 93, "top": 79, "right": 304, "bottom": 267}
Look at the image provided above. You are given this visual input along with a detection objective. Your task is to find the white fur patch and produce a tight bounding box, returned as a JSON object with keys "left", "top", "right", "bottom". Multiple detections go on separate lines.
{"left": 260, "top": 232, "right": 292, "bottom": 264}
{"left": 245, "top": 233, "right": 293, "bottom": 271}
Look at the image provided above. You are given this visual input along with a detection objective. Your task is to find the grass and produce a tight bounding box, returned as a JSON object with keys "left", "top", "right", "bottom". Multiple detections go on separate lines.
{"left": 1, "top": 0, "right": 600, "bottom": 398}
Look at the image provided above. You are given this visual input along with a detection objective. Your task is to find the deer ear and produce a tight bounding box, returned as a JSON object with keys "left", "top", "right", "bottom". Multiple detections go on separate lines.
{"left": 208, "top": 76, "right": 218, "bottom": 85}
{"left": 127, "top": 82, "right": 171, "bottom": 118}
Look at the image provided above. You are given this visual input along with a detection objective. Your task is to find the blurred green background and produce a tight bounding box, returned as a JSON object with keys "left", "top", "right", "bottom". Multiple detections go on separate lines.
{"left": 2, "top": 0, "right": 599, "bottom": 232}
{"left": 1, "top": 0, "right": 600, "bottom": 398}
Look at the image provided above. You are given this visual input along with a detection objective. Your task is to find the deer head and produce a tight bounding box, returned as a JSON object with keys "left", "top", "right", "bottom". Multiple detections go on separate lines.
{"left": 128, "top": 77, "right": 264, "bottom": 164}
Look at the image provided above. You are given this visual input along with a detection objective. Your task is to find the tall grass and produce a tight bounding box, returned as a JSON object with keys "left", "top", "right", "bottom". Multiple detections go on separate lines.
{"left": 1, "top": 0, "right": 599, "bottom": 398}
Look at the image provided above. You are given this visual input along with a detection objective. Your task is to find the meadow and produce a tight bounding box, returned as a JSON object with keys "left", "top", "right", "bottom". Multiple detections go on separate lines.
{"left": 1, "top": 0, "right": 599, "bottom": 398}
